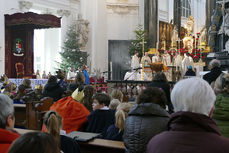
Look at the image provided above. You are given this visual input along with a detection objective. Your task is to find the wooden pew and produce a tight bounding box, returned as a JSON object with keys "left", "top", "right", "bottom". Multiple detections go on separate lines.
{"left": 14, "top": 104, "right": 26, "bottom": 127}
{"left": 26, "top": 97, "right": 53, "bottom": 130}
{"left": 14, "top": 128, "right": 125, "bottom": 153}
{"left": 14, "top": 97, "right": 53, "bottom": 130}
{"left": 14, "top": 128, "right": 36, "bottom": 135}
{"left": 78, "top": 139, "right": 125, "bottom": 153}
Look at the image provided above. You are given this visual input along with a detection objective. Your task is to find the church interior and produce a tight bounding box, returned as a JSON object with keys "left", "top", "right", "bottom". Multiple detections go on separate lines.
{"left": 1, "top": 0, "right": 229, "bottom": 153}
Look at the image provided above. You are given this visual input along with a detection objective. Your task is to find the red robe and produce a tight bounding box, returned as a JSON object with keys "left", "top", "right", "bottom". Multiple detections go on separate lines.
{"left": 0, "top": 128, "right": 19, "bottom": 153}
{"left": 50, "top": 96, "right": 90, "bottom": 133}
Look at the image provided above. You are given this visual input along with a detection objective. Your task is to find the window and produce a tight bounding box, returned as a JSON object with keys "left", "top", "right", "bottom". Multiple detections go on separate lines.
{"left": 182, "top": 0, "right": 191, "bottom": 18}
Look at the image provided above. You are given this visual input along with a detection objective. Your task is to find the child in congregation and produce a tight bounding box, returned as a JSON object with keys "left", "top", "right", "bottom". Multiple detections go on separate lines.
{"left": 8, "top": 132, "right": 60, "bottom": 153}
{"left": 86, "top": 93, "right": 115, "bottom": 137}
{"left": 109, "top": 99, "right": 121, "bottom": 110}
{"left": 111, "top": 88, "right": 123, "bottom": 102}
{"left": 104, "top": 102, "right": 134, "bottom": 141}
{"left": 43, "top": 110, "right": 81, "bottom": 153}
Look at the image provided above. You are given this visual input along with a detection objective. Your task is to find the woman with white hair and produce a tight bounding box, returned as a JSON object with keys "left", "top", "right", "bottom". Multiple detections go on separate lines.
{"left": 147, "top": 77, "right": 229, "bottom": 153}
{"left": 0, "top": 94, "right": 19, "bottom": 153}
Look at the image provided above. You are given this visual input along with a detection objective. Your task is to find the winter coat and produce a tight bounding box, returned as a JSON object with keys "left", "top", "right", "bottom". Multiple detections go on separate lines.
{"left": 104, "top": 124, "right": 123, "bottom": 141}
{"left": 43, "top": 82, "right": 64, "bottom": 101}
{"left": 0, "top": 128, "right": 19, "bottom": 153}
{"left": 86, "top": 109, "right": 115, "bottom": 137}
{"left": 60, "top": 135, "right": 81, "bottom": 153}
{"left": 147, "top": 111, "right": 229, "bottom": 153}
{"left": 203, "top": 67, "right": 222, "bottom": 84}
{"left": 124, "top": 103, "right": 169, "bottom": 153}
{"left": 213, "top": 93, "right": 229, "bottom": 138}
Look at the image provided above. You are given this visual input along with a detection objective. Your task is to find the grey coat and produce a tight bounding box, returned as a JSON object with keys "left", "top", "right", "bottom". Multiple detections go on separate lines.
{"left": 123, "top": 103, "right": 169, "bottom": 153}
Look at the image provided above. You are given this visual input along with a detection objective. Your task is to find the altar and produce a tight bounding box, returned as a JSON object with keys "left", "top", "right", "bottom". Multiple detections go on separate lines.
{"left": 9, "top": 78, "right": 48, "bottom": 89}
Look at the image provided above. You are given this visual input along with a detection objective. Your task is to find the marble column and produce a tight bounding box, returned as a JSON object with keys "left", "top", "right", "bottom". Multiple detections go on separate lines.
{"left": 144, "top": 0, "right": 158, "bottom": 48}
{"left": 205, "top": 0, "right": 216, "bottom": 43}
{"left": 173, "top": 0, "right": 181, "bottom": 39}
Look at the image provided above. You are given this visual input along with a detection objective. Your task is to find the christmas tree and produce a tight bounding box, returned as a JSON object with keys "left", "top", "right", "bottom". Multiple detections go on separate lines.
{"left": 59, "top": 24, "right": 87, "bottom": 72}
{"left": 129, "top": 25, "right": 148, "bottom": 58}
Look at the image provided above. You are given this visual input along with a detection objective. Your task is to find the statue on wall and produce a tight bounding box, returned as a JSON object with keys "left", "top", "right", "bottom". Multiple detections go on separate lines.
{"left": 186, "top": 16, "right": 194, "bottom": 36}
{"left": 208, "top": 2, "right": 223, "bottom": 52}
{"left": 171, "top": 26, "right": 178, "bottom": 48}
{"left": 76, "top": 14, "right": 90, "bottom": 50}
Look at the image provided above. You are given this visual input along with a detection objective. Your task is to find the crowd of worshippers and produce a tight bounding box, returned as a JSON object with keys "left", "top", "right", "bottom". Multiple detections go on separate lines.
{"left": 1, "top": 59, "right": 229, "bottom": 153}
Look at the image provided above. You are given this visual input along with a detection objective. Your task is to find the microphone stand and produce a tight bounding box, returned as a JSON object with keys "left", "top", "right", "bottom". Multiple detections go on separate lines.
{"left": 124, "top": 68, "right": 140, "bottom": 93}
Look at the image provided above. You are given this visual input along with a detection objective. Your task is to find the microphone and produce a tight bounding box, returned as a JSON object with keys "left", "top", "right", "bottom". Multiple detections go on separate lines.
{"left": 102, "top": 71, "right": 110, "bottom": 73}
{"left": 133, "top": 67, "right": 142, "bottom": 70}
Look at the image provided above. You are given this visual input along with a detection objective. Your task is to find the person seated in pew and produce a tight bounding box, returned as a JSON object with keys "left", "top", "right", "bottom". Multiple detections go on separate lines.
{"left": 104, "top": 102, "right": 134, "bottom": 141}
{"left": 43, "top": 110, "right": 81, "bottom": 153}
{"left": 8, "top": 132, "right": 60, "bottom": 153}
{"left": 109, "top": 99, "right": 121, "bottom": 110}
{"left": 48, "top": 89, "right": 90, "bottom": 133}
{"left": 86, "top": 93, "right": 115, "bottom": 137}
{"left": 110, "top": 89, "right": 123, "bottom": 102}
{"left": 21, "top": 78, "right": 33, "bottom": 93}
{"left": 82, "top": 85, "right": 95, "bottom": 112}
{"left": 0, "top": 94, "right": 20, "bottom": 153}
{"left": 147, "top": 77, "right": 229, "bottom": 153}
{"left": 124, "top": 87, "right": 170, "bottom": 153}
{"left": 43, "top": 75, "right": 64, "bottom": 102}
{"left": 13, "top": 84, "right": 26, "bottom": 104}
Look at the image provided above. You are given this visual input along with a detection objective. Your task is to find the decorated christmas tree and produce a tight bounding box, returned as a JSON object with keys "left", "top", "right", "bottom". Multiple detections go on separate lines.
{"left": 59, "top": 24, "right": 87, "bottom": 72}
{"left": 129, "top": 25, "right": 148, "bottom": 58}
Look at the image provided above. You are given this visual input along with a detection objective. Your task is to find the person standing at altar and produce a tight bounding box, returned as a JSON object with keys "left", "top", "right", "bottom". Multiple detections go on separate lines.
{"left": 182, "top": 53, "right": 194, "bottom": 76}
{"left": 36, "top": 70, "right": 41, "bottom": 79}
{"left": 67, "top": 67, "right": 76, "bottom": 80}
{"left": 162, "top": 50, "right": 171, "bottom": 66}
{"left": 152, "top": 52, "right": 160, "bottom": 63}
{"left": 141, "top": 52, "right": 152, "bottom": 67}
{"left": 82, "top": 65, "right": 90, "bottom": 85}
{"left": 42, "top": 71, "right": 47, "bottom": 79}
{"left": 131, "top": 52, "right": 140, "bottom": 70}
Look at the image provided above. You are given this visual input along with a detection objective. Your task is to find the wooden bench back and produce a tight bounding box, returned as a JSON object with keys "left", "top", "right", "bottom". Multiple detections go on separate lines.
{"left": 26, "top": 97, "right": 53, "bottom": 130}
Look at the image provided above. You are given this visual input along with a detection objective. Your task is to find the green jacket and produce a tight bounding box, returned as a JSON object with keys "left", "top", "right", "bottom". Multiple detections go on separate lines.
{"left": 213, "top": 93, "right": 229, "bottom": 138}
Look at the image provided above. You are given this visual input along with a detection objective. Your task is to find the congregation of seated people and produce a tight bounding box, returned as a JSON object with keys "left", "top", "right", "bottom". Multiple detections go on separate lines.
{"left": 1, "top": 59, "right": 229, "bottom": 153}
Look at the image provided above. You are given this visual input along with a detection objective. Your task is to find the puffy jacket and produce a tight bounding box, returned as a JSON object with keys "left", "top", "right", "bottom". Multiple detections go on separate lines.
{"left": 123, "top": 103, "right": 169, "bottom": 153}
{"left": 0, "top": 128, "right": 19, "bottom": 153}
{"left": 213, "top": 93, "right": 229, "bottom": 138}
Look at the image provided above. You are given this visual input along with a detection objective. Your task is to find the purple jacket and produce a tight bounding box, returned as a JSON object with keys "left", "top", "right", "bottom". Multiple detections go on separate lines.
{"left": 147, "top": 111, "right": 229, "bottom": 153}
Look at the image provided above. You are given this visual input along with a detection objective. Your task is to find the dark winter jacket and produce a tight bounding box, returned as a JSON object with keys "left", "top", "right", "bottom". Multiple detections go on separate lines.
{"left": 60, "top": 135, "right": 81, "bottom": 153}
{"left": 185, "top": 69, "right": 196, "bottom": 76}
{"left": 147, "top": 111, "right": 229, "bottom": 153}
{"left": 203, "top": 67, "right": 222, "bottom": 84}
{"left": 213, "top": 93, "right": 229, "bottom": 138}
{"left": 43, "top": 82, "right": 64, "bottom": 101}
{"left": 124, "top": 103, "right": 169, "bottom": 153}
{"left": 86, "top": 109, "right": 115, "bottom": 137}
{"left": 104, "top": 124, "right": 123, "bottom": 141}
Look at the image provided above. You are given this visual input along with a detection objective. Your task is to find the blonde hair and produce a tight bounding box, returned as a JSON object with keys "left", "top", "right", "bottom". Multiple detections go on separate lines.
{"left": 115, "top": 103, "right": 134, "bottom": 131}
{"left": 43, "top": 111, "right": 62, "bottom": 146}
{"left": 111, "top": 89, "right": 123, "bottom": 102}
{"left": 109, "top": 99, "right": 121, "bottom": 110}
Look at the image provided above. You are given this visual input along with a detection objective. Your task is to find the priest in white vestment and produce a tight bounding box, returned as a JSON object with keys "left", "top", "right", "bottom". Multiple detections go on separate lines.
{"left": 131, "top": 52, "right": 140, "bottom": 70}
